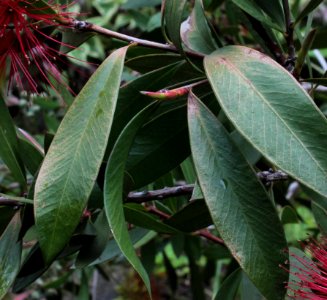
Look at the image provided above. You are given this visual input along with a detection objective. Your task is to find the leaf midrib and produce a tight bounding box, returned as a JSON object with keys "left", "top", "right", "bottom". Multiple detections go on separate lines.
{"left": 195, "top": 109, "right": 278, "bottom": 280}
{"left": 210, "top": 57, "right": 327, "bottom": 188}
{"left": 45, "top": 86, "right": 112, "bottom": 257}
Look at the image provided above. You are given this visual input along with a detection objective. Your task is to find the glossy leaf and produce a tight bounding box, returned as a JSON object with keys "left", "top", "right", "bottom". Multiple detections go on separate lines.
{"left": 75, "top": 211, "right": 110, "bottom": 268}
{"left": 232, "top": 0, "right": 284, "bottom": 30}
{"left": 0, "top": 95, "right": 26, "bottom": 187}
{"left": 163, "top": 0, "right": 187, "bottom": 52}
{"left": 303, "top": 78, "right": 327, "bottom": 86}
{"left": 106, "top": 61, "right": 187, "bottom": 156}
{"left": 125, "top": 54, "right": 182, "bottom": 73}
{"left": 188, "top": 93, "right": 288, "bottom": 300}
{"left": 89, "top": 228, "right": 156, "bottom": 266}
{"left": 0, "top": 213, "right": 22, "bottom": 299}
{"left": 126, "top": 104, "right": 190, "bottom": 189}
{"left": 241, "top": 271, "right": 265, "bottom": 300}
{"left": 205, "top": 46, "right": 327, "bottom": 198}
{"left": 165, "top": 199, "right": 212, "bottom": 232}
{"left": 34, "top": 46, "right": 129, "bottom": 263}
{"left": 214, "top": 268, "right": 243, "bottom": 300}
{"left": 17, "top": 138, "right": 43, "bottom": 176}
{"left": 303, "top": 187, "right": 327, "bottom": 234}
{"left": 104, "top": 103, "right": 158, "bottom": 295}
{"left": 124, "top": 204, "right": 179, "bottom": 234}
{"left": 295, "top": 0, "right": 324, "bottom": 25}
{"left": 181, "top": 0, "right": 219, "bottom": 55}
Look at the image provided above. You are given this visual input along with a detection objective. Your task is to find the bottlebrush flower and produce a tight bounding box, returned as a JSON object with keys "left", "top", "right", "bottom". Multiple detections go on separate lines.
{"left": 0, "top": 0, "right": 73, "bottom": 93}
{"left": 287, "top": 238, "right": 327, "bottom": 299}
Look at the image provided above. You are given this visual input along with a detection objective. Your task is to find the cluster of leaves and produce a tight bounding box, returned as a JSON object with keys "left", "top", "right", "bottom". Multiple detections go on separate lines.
{"left": 1, "top": 0, "right": 327, "bottom": 299}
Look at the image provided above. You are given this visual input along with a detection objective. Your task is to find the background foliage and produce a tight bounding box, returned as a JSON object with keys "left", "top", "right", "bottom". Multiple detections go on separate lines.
{"left": 1, "top": 0, "right": 327, "bottom": 299}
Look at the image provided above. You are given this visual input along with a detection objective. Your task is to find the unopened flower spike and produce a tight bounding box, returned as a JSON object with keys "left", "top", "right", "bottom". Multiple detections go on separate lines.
{"left": 140, "top": 79, "right": 208, "bottom": 100}
{"left": 0, "top": 0, "right": 75, "bottom": 93}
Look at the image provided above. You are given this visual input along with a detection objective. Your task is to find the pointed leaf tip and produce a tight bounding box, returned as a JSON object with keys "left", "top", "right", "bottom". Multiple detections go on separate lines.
{"left": 204, "top": 45, "right": 327, "bottom": 198}
{"left": 34, "top": 46, "right": 129, "bottom": 263}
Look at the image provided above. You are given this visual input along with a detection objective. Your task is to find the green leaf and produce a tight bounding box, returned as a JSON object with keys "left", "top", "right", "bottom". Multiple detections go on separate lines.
{"left": 295, "top": 0, "right": 324, "bottom": 25}
{"left": 0, "top": 207, "right": 15, "bottom": 236}
{"left": 187, "top": 93, "right": 288, "bottom": 300}
{"left": 17, "top": 138, "right": 43, "bottom": 176}
{"left": 232, "top": 0, "right": 284, "bottom": 31}
{"left": 0, "top": 213, "right": 22, "bottom": 299}
{"left": 181, "top": 0, "right": 219, "bottom": 55}
{"left": 122, "top": 0, "right": 162, "bottom": 9}
{"left": 106, "top": 61, "right": 186, "bottom": 156}
{"left": 0, "top": 95, "right": 26, "bottom": 187}
{"left": 89, "top": 227, "right": 155, "bottom": 266}
{"left": 163, "top": 0, "right": 187, "bottom": 52}
{"left": 204, "top": 46, "right": 327, "bottom": 198}
{"left": 34, "top": 46, "right": 129, "bottom": 263}
{"left": 126, "top": 104, "right": 190, "bottom": 189}
{"left": 165, "top": 199, "right": 212, "bottom": 232}
{"left": 75, "top": 211, "right": 110, "bottom": 268}
{"left": 302, "top": 78, "right": 327, "bottom": 86}
{"left": 241, "top": 271, "right": 265, "bottom": 300}
{"left": 104, "top": 103, "right": 158, "bottom": 296}
{"left": 294, "top": 29, "right": 317, "bottom": 78}
{"left": 125, "top": 54, "right": 182, "bottom": 73}
{"left": 214, "top": 268, "right": 243, "bottom": 300}
{"left": 124, "top": 204, "right": 180, "bottom": 234}
{"left": 303, "top": 186, "right": 327, "bottom": 234}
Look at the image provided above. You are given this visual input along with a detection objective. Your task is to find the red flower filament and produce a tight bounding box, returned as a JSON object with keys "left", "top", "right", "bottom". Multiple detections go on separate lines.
{"left": 288, "top": 239, "right": 327, "bottom": 299}
{"left": 0, "top": 0, "right": 73, "bottom": 92}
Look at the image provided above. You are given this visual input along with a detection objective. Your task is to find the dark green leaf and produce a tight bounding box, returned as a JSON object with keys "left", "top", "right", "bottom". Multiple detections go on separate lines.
{"left": 303, "top": 186, "right": 327, "bottom": 234}
{"left": 181, "top": 0, "right": 219, "bottom": 55}
{"left": 126, "top": 104, "right": 190, "bottom": 189}
{"left": 165, "top": 199, "right": 212, "bottom": 232}
{"left": 125, "top": 54, "right": 182, "bottom": 73}
{"left": 104, "top": 103, "right": 158, "bottom": 295}
{"left": 124, "top": 203, "right": 180, "bottom": 234}
{"left": 188, "top": 93, "right": 288, "bottom": 300}
{"left": 295, "top": 0, "right": 324, "bottom": 25}
{"left": 312, "top": 201, "right": 327, "bottom": 234}
{"left": 205, "top": 46, "right": 327, "bottom": 198}
{"left": 184, "top": 237, "right": 205, "bottom": 300}
{"left": 122, "top": 0, "right": 162, "bottom": 9}
{"left": 163, "top": 251, "right": 178, "bottom": 294}
{"left": 0, "top": 95, "right": 26, "bottom": 187}
{"left": 281, "top": 206, "right": 299, "bottom": 225}
{"left": 34, "top": 46, "right": 129, "bottom": 263}
{"left": 106, "top": 62, "right": 186, "bottom": 156}
{"left": 0, "top": 213, "right": 22, "bottom": 298}
{"left": 232, "top": 0, "right": 284, "bottom": 30}
{"left": 294, "top": 29, "right": 317, "bottom": 78}
{"left": 75, "top": 211, "right": 110, "bottom": 268}
{"left": 89, "top": 227, "right": 155, "bottom": 266}
{"left": 163, "top": 0, "right": 187, "bottom": 52}
{"left": 302, "top": 78, "right": 327, "bottom": 86}
{"left": 241, "top": 271, "right": 265, "bottom": 300}
{"left": 214, "top": 268, "right": 242, "bottom": 300}
{"left": 230, "top": 130, "right": 261, "bottom": 165}
{"left": 0, "top": 207, "right": 15, "bottom": 236}
{"left": 17, "top": 138, "right": 43, "bottom": 176}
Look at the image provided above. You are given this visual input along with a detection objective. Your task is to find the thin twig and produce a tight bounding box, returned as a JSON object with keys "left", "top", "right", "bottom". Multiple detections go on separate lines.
{"left": 147, "top": 206, "right": 225, "bottom": 245}
{"left": 0, "top": 193, "right": 34, "bottom": 207}
{"left": 70, "top": 20, "right": 204, "bottom": 58}
{"left": 197, "top": 229, "right": 224, "bottom": 245}
{"left": 127, "top": 170, "right": 288, "bottom": 203}
{"left": 127, "top": 184, "right": 194, "bottom": 204}
{"left": 282, "top": 0, "right": 296, "bottom": 72}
